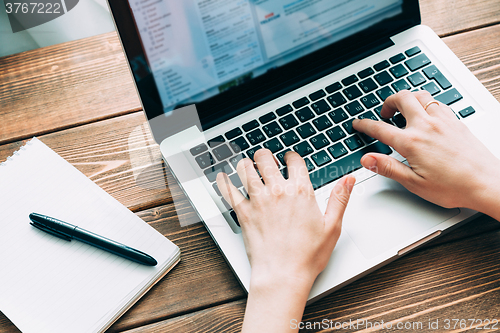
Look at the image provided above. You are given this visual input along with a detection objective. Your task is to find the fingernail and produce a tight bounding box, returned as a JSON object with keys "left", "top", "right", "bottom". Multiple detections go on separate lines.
{"left": 352, "top": 119, "right": 360, "bottom": 125}
{"left": 361, "top": 155, "right": 377, "bottom": 169}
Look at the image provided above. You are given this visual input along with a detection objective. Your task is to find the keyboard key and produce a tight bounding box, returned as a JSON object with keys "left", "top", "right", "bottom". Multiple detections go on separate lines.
{"left": 360, "top": 132, "right": 376, "bottom": 144}
{"left": 344, "top": 134, "right": 365, "bottom": 151}
{"left": 229, "top": 173, "right": 243, "bottom": 188}
{"left": 374, "top": 60, "right": 390, "bottom": 71}
{"left": 390, "top": 64, "right": 408, "bottom": 78}
{"left": 326, "top": 126, "right": 346, "bottom": 142}
{"left": 276, "top": 104, "right": 293, "bottom": 116}
{"left": 309, "top": 89, "right": 326, "bottom": 101}
{"left": 327, "top": 92, "right": 347, "bottom": 108}
{"left": 259, "top": 112, "right": 276, "bottom": 124}
{"left": 246, "top": 129, "right": 266, "bottom": 145}
{"left": 295, "top": 106, "right": 315, "bottom": 122}
{"left": 328, "top": 142, "right": 349, "bottom": 159}
{"left": 229, "top": 153, "right": 245, "bottom": 169}
{"left": 342, "top": 74, "right": 358, "bottom": 86}
{"left": 359, "top": 77, "right": 378, "bottom": 93}
{"left": 435, "top": 88, "right": 463, "bottom": 105}
{"left": 207, "top": 135, "right": 225, "bottom": 148}
{"left": 230, "top": 136, "right": 250, "bottom": 153}
{"left": 376, "top": 86, "right": 395, "bottom": 101}
{"left": 293, "top": 141, "right": 314, "bottom": 157}
{"left": 310, "top": 133, "right": 330, "bottom": 150}
{"left": 360, "top": 93, "right": 380, "bottom": 109}
{"left": 311, "top": 141, "right": 392, "bottom": 189}
{"left": 195, "top": 152, "right": 215, "bottom": 169}
{"left": 374, "top": 105, "right": 383, "bottom": 118}
{"left": 212, "top": 183, "right": 221, "bottom": 196}
{"left": 221, "top": 197, "right": 232, "bottom": 211}
{"left": 204, "top": 161, "right": 232, "bottom": 182}
{"left": 405, "top": 53, "right": 431, "bottom": 71}
{"left": 421, "top": 81, "right": 441, "bottom": 95}
{"left": 358, "top": 67, "right": 374, "bottom": 79}
{"left": 263, "top": 138, "right": 283, "bottom": 153}
{"left": 392, "top": 78, "right": 411, "bottom": 92}
{"left": 344, "top": 100, "right": 364, "bottom": 116}
{"left": 458, "top": 106, "right": 475, "bottom": 118}
{"left": 297, "top": 123, "right": 316, "bottom": 139}
{"left": 325, "top": 82, "right": 342, "bottom": 93}
{"left": 247, "top": 146, "right": 263, "bottom": 160}
{"left": 190, "top": 143, "right": 208, "bottom": 156}
{"left": 225, "top": 128, "right": 242, "bottom": 140}
{"left": 343, "top": 85, "right": 363, "bottom": 100}
{"left": 342, "top": 119, "right": 356, "bottom": 134}
{"left": 213, "top": 144, "right": 233, "bottom": 161}
{"left": 242, "top": 120, "right": 259, "bottom": 132}
{"left": 423, "top": 65, "right": 452, "bottom": 90}
{"left": 405, "top": 46, "right": 421, "bottom": 57}
{"left": 374, "top": 71, "right": 393, "bottom": 86}
{"left": 276, "top": 149, "right": 291, "bottom": 165}
{"left": 312, "top": 115, "right": 333, "bottom": 131}
{"left": 407, "top": 72, "right": 426, "bottom": 87}
{"left": 279, "top": 114, "right": 299, "bottom": 130}
{"left": 229, "top": 210, "right": 240, "bottom": 227}
{"left": 358, "top": 111, "right": 378, "bottom": 121}
{"left": 280, "top": 167, "right": 289, "bottom": 179}
{"left": 262, "top": 121, "right": 283, "bottom": 137}
{"left": 311, "top": 150, "right": 332, "bottom": 167}
{"left": 328, "top": 108, "right": 349, "bottom": 124}
{"left": 389, "top": 53, "right": 406, "bottom": 64}
{"left": 311, "top": 99, "right": 331, "bottom": 114}
{"left": 280, "top": 130, "right": 300, "bottom": 146}
{"left": 392, "top": 113, "right": 406, "bottom": 128}
{"left": 292, "top": 97, "right": 309, "bottom": 109}
{"left": 304, "top": 158, "right": 315, "bottom": 171}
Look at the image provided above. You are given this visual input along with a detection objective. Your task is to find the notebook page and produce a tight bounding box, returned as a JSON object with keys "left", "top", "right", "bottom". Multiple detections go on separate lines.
{"left": 0, "top": 138, "right": 179, "bottom": 333}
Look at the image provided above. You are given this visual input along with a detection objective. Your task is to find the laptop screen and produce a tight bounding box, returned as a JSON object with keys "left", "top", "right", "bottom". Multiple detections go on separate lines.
{"left": 128, "top": 0, "right": 403, "bottom": 113}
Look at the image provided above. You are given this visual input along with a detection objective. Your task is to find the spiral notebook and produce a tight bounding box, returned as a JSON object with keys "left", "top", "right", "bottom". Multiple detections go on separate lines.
{"left": 0, "top": 138, "right": 180, "bottom": 333}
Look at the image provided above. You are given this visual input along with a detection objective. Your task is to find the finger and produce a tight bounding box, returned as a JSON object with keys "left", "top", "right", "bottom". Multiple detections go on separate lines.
{"left": 284, "top": 151, "right": 309, "bottom": 182}
{"left": 253, "top": 148, "right": 283, "bottom": 184}
{"left": 352, "top": 118, "right": 404, "bottom": 151}
{"left": 413, "top": 91, "right": 456, "bottom": 120}
{"left": 380, "top": 90, "right": 427, "bottom": 122}
{"left": 360, "top": 153, "right": 422, "bottom": 187}
{"left": 324, "top": 175, "right": 356, "bottom": 233}
{"left": 216, "top": 172, "right": 248, "bottom": 211}
{"left": 237, "top": 157, "right": 264, "bottom": 195}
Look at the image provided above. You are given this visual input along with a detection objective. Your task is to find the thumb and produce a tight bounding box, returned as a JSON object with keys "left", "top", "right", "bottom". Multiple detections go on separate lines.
{"left": 361, "top": 153, "right": 419, "bottom": 186}
{"left": 324, "top": 175, "right": 356, "bottom": 233}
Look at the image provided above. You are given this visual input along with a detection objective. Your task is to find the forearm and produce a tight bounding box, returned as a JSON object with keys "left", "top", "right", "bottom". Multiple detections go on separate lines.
{"left": 242, "top": 274, "right": 314, "bottom": 333}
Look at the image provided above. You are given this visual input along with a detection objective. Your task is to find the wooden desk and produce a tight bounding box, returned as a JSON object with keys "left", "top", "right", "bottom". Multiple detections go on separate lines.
{"left": 1, "top": 1, "right": 500, "bottom": 331}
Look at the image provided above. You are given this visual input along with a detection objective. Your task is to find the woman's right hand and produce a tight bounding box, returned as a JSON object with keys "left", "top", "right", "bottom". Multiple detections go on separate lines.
{"left": 352, "top": 90, "right": 500, "bottom": 216}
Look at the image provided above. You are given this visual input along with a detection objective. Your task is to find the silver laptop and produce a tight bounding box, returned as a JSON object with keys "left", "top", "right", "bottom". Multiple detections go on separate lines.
{"left": 108, "top": 0, "right": 500, "bottom": 302}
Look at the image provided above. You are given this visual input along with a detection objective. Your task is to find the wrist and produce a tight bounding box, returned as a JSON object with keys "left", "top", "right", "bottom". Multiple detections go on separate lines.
{"left": 468, "top": 160, "right": 500, "bottom": 221}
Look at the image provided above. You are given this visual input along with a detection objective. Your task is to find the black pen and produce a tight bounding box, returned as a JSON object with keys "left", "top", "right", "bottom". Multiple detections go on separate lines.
{"left": 29, "top": 213, "right": 157, "bottom": 266}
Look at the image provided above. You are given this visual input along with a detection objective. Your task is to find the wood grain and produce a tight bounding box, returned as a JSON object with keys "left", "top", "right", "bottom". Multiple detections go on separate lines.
{"left": 420, "top": 0, "right": 500, "bottom": 37}
{"left": 115, "top": 230, "right": 500, "bottom": 332}
{"left": 0, "top": 32, "right": 141, "bottom": 145}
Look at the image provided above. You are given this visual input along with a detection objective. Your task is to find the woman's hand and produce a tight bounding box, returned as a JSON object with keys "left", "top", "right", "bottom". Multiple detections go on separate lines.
{"left": 216, "top": 149, "right": 355, "bottom": 333}
{"left": 353, "top": 90, "right": 500, "bottom": 215}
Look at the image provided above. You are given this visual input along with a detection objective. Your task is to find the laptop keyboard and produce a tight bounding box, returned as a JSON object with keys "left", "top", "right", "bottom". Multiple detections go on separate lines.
{"left": 189, "top": 46, "right": 476, "bottom": 227}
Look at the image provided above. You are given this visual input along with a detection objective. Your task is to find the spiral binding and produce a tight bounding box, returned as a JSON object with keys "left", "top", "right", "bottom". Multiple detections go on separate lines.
{"left": 0, "top": 138, "right": 36, "bottom": 168}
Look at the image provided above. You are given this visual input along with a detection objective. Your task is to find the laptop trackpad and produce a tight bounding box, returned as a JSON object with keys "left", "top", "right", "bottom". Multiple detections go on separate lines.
{"left": 337, "top": 175, "right": 460, "bottom": 259}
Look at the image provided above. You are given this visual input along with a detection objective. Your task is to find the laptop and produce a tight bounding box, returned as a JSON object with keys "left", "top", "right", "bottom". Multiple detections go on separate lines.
{"left": 107, "top": 0, "right": 500, "bottom": 302}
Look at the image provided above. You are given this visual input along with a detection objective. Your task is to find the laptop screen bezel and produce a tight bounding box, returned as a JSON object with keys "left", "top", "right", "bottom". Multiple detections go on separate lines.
{"left": 108, "top": 0, "right": 420, "bottom": 143}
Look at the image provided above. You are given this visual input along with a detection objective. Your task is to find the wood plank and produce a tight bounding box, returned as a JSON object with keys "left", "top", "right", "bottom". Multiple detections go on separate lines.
{"left": 118, "top": 230, "right": 500, "bottom": 333}
{"left": 421, "top": 0, "right": 500, "bottom": 37}
{"left": 0, "top": 0, "right": 498, "bottom": 145}
{"left": 0, "top": 112, "right": 172, "bottom": 212}
{"left": 0, "top": 32, "right": 141, "bottom": 145}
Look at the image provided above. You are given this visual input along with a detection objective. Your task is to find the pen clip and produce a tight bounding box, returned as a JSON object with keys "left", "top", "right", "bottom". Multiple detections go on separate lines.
{"left": 30, "top": 221, "right": 73, "bottom": 241}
